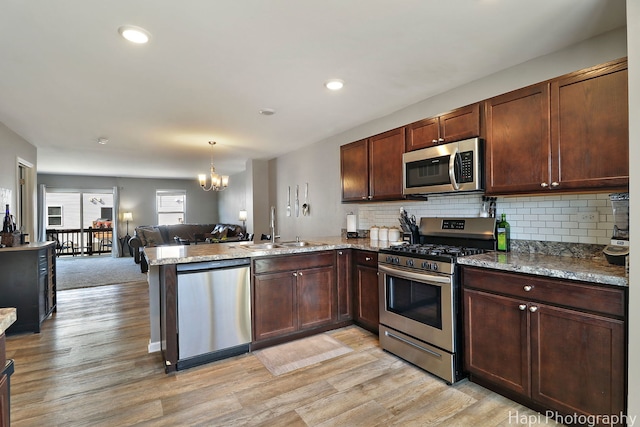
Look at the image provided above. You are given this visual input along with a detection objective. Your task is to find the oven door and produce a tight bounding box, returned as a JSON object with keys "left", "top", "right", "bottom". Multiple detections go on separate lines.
{"left": 378, "top": 263, "right": 455, "bottom": 353}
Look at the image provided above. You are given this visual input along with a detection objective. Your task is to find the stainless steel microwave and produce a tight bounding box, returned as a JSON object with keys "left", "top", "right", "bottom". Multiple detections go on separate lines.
{"left": 403, "top": 137, "right": 484, "bottom": 195}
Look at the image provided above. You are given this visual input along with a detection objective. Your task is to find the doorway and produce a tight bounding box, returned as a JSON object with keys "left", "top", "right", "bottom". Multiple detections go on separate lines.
{"left": 45, "top": 189, "right": 115, "bottom": 256}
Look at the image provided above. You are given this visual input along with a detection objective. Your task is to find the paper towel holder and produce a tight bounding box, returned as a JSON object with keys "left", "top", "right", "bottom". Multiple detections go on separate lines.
{"left": 346, "top": 212, "right": 358, "bottom": 239}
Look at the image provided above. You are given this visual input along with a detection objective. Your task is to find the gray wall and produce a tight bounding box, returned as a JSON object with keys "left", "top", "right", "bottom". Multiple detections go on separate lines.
{"left": 267, "top": 27, "right": 627, "bottom": 241}
{"left": 38, "top": 174, "right": 219, "bottom": 236}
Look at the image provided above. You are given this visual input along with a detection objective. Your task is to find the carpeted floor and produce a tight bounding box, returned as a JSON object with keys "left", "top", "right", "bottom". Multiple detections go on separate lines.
{"left": 56, "top": 256, "right": 147, "bottom": 290}
{"left": 254, "top": 333, "right": 353, "bottom": 376}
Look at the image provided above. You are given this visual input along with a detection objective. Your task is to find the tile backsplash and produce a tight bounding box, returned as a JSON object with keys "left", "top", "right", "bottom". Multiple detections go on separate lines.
{"left": 353, "top": 192, "right": 620, "bottom": 246}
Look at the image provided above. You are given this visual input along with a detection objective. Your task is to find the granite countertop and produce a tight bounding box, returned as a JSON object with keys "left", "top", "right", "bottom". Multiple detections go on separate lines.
{"left": 458, "top": 251, "right": 628, "bottom": 287}
{"left": 143, "top": 236, "right": 393, "bottom": 266}
{"left": 0, "top": 308, "right": 17, "bottom": 335}
{"left": 0, "top": 240, "right": 56, "bottom": 252}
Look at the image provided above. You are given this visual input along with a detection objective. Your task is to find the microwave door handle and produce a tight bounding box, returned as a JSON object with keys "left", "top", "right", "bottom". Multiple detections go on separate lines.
{"left": 449, "top": 148, "right": 460, "bottom": 190}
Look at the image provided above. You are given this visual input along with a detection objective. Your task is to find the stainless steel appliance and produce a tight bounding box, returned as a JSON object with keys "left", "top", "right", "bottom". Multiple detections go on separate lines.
{"left": 603, "top": 192, "right": 629, "bottom": 265}
{"left": 175, "top": 258, "right": 251, "bottom": 370}
{"left": 378, "top": 217, "right": 496, "bottom": 384}
{"left": 403, "top": 137, "right": 484, "bottom": 196}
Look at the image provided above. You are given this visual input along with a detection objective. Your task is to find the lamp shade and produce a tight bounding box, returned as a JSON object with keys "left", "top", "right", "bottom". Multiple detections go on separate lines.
{"left": 123, "top": 212, "right": 133, "bottom": 222}
{"left": 238, "top": 210, "right": 248, "bottom": 221}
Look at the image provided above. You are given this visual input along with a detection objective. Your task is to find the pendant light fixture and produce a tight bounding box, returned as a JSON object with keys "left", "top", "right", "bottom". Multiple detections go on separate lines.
{"left": 198, "top": 141, "right": 229, "bottom": 191}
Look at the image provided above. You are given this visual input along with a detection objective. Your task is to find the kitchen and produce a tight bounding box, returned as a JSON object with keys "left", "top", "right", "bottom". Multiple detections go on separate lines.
{"left": 0, "top": 1, "right": 639, "bottom": 426}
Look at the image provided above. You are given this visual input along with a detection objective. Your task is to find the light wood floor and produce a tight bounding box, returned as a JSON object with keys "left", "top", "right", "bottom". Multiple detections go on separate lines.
{"left": 5, "top": 281, "right": 561, "bottom": 426}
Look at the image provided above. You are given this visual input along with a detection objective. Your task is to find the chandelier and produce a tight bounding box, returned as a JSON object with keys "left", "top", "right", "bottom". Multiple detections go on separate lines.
{"left": 198, "top": 141, "right": 229, "bottom": 191}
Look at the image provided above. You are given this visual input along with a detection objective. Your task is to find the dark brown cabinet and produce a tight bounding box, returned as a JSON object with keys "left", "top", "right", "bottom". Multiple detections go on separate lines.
{"left": 253, "top": 251, "right": 336, "bottom": 343}
{"left": 0, "top": 243, "right": 57, "bottom": 334}
{"left": 462, "top": 266, "right": 626, "bottom": 425}
{"left": 340, "top": 127, "right": 405, "bottom": 202}
{"left": 485, "top": 58, "right": 628, "bottom": 195}
{"left": 336, "top": 249, "right": 352, "bottom": 321}
{"left": 550, "top": 58, "right": 628, "bottom": 191}
{"left": 0, "top": 333, "right": 8, "bottom": 427}
{"left": 405, "top": 103, "right": 481, "bottom": 151}
{"left": 353, "top": 250, "right": 379, "bottom": 333}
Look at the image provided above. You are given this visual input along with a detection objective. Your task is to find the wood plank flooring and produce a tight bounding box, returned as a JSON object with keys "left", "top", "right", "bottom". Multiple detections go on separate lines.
{"left": 5, "top": 281, "right": 562, "bottom": 426}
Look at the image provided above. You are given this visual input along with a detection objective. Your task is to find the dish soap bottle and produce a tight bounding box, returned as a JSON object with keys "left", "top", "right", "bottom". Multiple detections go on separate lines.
{"left": 497, "top": 213, "right": 510, "bottom": 252}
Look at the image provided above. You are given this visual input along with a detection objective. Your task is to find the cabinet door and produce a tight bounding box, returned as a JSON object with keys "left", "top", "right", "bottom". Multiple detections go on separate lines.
{"left": 463, "top": 288, "right": 530, "bottom": 396}
{"left": 551, "top": 59, "right": 628, "bottom": 191}
{"left": 439, "top": 103, "right": 481, "bottom": 144}
{"left": 297, "top": 266, "right": 336, "bottom": 330}
{"left": 485, "top": 84, "right": 550, "bottom": 194}
{"left": 336, "top": 250, "right": 352, "bottom": 321}
{"left": 369, "top": 127, "right": 405, "bottom": 200}
{"left": 530, "top": 303, "right": 625, "bottom": 422}
{"left": 405, "top": 117, "right": 440, "bottom": 151}
{"left": 354, "top": 264, "right": 379, "bottom": 333}
{"left": 253, "top": 271, "right": 297, "bottom": 341}
{"left": 340, "top": 139, "right": 369, "bottom": 201}
{"left": 0, "top": 373, "right": 8, "bottom": 427}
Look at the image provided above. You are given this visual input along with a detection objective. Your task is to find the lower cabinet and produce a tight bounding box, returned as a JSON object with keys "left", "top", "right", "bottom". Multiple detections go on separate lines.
{"left": 0, "top": 371, "right": 7, "bottom": 427}
{"left": 353, "top": 250, "right": 379, "bottom": 333}
{"left": 462, "top": 266, "right": 626, "bottom": 426}
{"left": 0, "top": 243, "right": 57, "bottom": 334}
{"left": 336, "top": 249, "right": 353, "bottom": 321}
{"left": 253, "top": 251, "right": 337, "bottom": 344}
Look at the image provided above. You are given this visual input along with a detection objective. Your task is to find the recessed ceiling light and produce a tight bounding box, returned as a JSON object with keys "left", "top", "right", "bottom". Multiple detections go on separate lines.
{"left": 97, "top": 137, "right": 109, "bottom": 145}
{"left": 259, "top": 108, "right": 276, "bottom": 116}
{"left": 325, "top": 79, "right": 344, "bottom": 91}
{"left": 118, "top": 25, "right": 150, "bottom": 44}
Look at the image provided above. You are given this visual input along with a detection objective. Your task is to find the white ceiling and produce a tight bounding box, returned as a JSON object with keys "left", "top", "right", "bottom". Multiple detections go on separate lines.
{"left": 0, "top": 0, "right": 626, "bottom": 179}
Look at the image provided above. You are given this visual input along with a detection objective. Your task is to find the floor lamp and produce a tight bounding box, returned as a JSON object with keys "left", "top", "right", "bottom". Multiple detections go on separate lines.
{"left": 122, "top": 212, "right": 133, "bottom": 256}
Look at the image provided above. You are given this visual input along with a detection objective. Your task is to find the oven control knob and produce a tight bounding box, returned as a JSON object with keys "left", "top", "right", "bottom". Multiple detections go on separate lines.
{"left": 406, "top": 259, "right": 414, "bottom": 267}
{"left": 394, "top": 257, "right": 400, "bottom": 264}
{"left": 421, "top": 261, "right": 428, "bottom": 269}
{"left": 386, "top": 255, "right": 393, "bottom": 263}
{"left": 431, "top": 263, "right": 438, "bottom": 271}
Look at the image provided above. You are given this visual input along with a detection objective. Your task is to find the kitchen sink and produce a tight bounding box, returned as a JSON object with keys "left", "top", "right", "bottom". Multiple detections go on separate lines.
{"left": 279, "top": 241, "right": 326, "bottom": 247}
{"left": 239, "top": 243, "right": 283, "bottom": 250}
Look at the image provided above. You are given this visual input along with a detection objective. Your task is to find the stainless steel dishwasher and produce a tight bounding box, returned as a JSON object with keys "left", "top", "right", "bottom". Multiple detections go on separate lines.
{"left": 175, "top": 257, "right": 251, "bottom": 370}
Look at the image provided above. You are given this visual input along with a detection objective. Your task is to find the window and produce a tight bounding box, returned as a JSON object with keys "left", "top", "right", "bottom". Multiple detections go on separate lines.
{"left": 47, "top": 206, "right": 63, "bottom": 227}
{"left": 157, "top": 190, "right": 186, "bottom": 225}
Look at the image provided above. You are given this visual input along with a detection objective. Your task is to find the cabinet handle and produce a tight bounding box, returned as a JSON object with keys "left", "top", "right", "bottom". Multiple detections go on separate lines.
{"left": 540, "top": 182, "right": 549, "bottom": 188}
{"left": 550, "top": 182, "right": 559, "bottom": 188}
{"left": 365, "top": 257, "right": 372, "bottom": 261}
{"left": 438, "top": 138, "right": 444, "bottom": 142}
{"left": 432, "top": 139, "right": 438, "bottom": 143}
{"left": 518, "top": 304, "right": 527, "bottom": 311}
{"left": 523, "top": 285, "right": 533, "bottom": 292}
{"left": 368, "top": 195, "right": 373, "bottom": 200}
{"left": 298, "top": 271, "right": 303, "bottom": 276}
{"left": 338, "top": 251, "right": 343, "bottom": 255}
{"left": 293, "top": 272, "right": 298, "bottom": 276}
{"left": 529, "top": 306, "right": 538, "bottom": 313}
{"left": 362, "top": 196, "right": 368, "bottom": 200}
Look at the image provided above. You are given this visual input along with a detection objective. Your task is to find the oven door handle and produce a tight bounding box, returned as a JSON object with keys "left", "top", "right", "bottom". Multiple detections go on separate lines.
{"left": 378, "top": 264, "right": 451, "bottom": 284}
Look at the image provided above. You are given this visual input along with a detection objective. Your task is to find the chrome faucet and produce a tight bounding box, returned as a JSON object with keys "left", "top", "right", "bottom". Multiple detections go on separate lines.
{"left": 270, "top": 206, "right": 279, "bottom": 244}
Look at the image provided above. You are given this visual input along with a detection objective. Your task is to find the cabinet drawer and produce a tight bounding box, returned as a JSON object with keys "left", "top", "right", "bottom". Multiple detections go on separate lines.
{"left": 462, "top": 267, "right": 625, "bottom": 318}
{"left": 254, "top": 251, "right": 334, "bottom": 274}
{"left": 354, "top": 250, "right": 377, "bottom": 267}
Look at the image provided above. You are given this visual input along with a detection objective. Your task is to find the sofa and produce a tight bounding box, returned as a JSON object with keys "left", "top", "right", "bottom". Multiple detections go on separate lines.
{"left": 128, "top": 223, "right": 246, "bottom": 272}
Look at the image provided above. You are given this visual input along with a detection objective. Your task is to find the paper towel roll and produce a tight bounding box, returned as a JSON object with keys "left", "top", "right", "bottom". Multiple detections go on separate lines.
{"left": 346, "top": 214, "right": 357, "bottom": 232}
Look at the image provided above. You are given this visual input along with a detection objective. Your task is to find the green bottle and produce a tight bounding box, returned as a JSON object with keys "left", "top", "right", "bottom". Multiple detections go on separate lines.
{"left": 497, "top": 213, "right": 510, "bottom": 252}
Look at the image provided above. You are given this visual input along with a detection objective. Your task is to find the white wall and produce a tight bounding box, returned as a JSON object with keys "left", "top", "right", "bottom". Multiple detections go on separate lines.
{"left": 269, "top": 28, "right": 627, "bottom": 242}
{"left": 626, "top": 0, "right": 639, "bottom": 420}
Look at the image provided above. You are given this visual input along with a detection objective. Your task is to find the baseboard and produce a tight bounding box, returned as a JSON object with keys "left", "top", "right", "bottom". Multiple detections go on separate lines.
{"left": 148, "top": 340, "right": 161, "bottom": 353}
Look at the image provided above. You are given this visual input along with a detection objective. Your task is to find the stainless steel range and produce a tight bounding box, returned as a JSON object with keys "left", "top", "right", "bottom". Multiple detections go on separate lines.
{"left": 378, "top": 217, "right": 496, "bottom": 384}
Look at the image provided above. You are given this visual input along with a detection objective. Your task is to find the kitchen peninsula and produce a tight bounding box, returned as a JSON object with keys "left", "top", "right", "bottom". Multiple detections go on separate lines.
{"left": 0, "top": 307, "right": 17, "bottom": 426}
{"left": 144, "top": 236, "right": 384, "bottom": 372}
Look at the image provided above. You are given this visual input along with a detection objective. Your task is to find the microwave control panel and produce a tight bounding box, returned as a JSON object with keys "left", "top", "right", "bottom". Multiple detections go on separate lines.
{"left": 458, "top": 151, "right": 474, "bottom": 183}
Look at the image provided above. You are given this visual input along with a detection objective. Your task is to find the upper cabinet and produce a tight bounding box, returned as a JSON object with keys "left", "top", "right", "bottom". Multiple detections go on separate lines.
{"left": 405, "top": 103, "right": 481, "bottom": 151}
{"left": 550, "top": 59, "right": 629, "bottom": 191}
{"left": 485, "top": 58, "right": 628, "bottom": 195}
{"left": 341, "top": 127, "right": 405, "bottom": 202}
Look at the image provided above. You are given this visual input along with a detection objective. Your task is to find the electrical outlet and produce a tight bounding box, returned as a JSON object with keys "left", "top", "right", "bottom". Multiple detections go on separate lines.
{"left": 578, "top": 212, "right": 599, "bottom": 222}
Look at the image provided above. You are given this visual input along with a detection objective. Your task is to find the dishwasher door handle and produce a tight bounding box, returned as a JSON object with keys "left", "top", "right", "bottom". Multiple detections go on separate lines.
{"left": 177, "top": 258, "right": 250, "bottom": 273}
